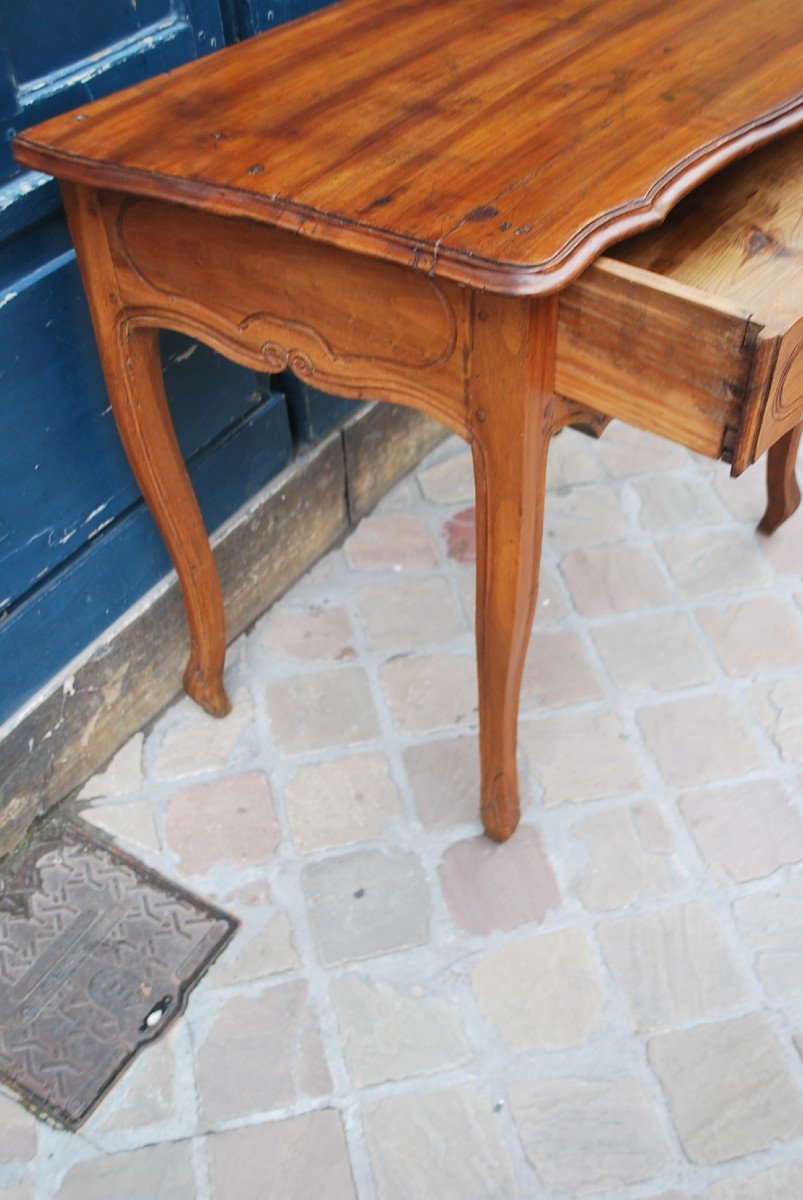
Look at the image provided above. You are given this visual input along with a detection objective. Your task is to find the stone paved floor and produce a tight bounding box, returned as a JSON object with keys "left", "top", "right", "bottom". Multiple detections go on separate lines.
{"left": 3, "top": 423, "right": 803, "bottom": 1199}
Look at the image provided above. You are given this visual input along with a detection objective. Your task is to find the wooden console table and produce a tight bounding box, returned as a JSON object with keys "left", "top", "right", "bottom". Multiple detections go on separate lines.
{"left": 14, "top": 0, "right": 803, "bottom": 841}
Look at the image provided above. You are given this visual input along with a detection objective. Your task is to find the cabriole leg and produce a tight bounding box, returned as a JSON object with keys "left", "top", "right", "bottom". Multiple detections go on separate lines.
{"left": 469, "top": 293, "right": 557, "bottom": 841}
{"left": 759, "top": 422, "right": 803, "bottom": 535}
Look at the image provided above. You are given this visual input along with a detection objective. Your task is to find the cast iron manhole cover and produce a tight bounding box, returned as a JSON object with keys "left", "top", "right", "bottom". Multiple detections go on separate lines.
{"left": 0, "top": 820, "right": 237, "bottom": 1129}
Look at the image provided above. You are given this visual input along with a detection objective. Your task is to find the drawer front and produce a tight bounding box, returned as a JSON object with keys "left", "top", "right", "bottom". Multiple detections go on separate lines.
{"left": 557, "top": 258, "right": 758, "bottom": 460}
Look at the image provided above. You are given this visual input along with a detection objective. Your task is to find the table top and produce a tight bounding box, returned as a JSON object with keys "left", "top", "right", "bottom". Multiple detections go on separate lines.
{"left": 13, "top": 0, "right": 803, "bottom": 296}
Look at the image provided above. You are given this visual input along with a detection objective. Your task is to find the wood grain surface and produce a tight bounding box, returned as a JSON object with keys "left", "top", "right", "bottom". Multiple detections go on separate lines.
{"left": 13, "top": 0, "right": 803, "bottom": 294}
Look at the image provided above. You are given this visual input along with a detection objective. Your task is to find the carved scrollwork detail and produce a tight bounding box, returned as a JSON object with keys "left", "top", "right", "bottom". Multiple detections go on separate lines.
{"left": 260, "top": 341, "right": 316, "bottom": 376}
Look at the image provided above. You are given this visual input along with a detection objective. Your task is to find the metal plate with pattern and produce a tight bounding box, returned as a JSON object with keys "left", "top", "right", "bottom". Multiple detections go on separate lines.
{"left": 0, "top": 821, "right": 237, "bottom": 1129}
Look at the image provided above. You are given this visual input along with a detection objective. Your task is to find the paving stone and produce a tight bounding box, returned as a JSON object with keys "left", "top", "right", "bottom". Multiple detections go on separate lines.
{"left": 545, "top": 485, "right": 628, "bottom": 552}
{"left": 164, "top": 771, "right": 279, "bottom": 875}
{"left": 635, "top": 472, "right": 726, "bottom": 531}
{"left": 573, "top": 802, "right": 674, "bottom": 910}
{"left": 0, "top": 1185, "right": 34, "bottom": 1200}
{"left": 713, "top": 459, "right": 766, "bottom": 522}
{"left": 376, "top": 478, "right": 418, "bottom": 512}
{"left": 207, "top": 1110, "right": 357, "bottom": 1200}
{"left": 521, "top": 709, "right": 643, "bottom": 806}
{"left": 55, "top": 1142, "right": 196, "bottom": 1200}
{"left": 598, "top": 902, "right": 748, "bottom": 1032}
{"left": 647, "top": 1014, "right": 803, "bottom": 1164}
{"left": 356, "top": 576, "right": 466, "bottom": 654}
{"left": 345, "top": 514, "right": 440, "bottom": 570}
{"left": 732, "top": 876, "right": 803, "bottom": 997}
{"left": 197, "top": 981, "right": 331, "bottom": 1125}
{"left": 266, "top": 667, "right": 380, "bottom": 753}
{"left": 78, "top": 732, "right": 144, "bottom": 799}
{"left": 443, "top": 506, "right": 476, "bottom": 562}
{"left": 402, "top": 734, "right": 481, "bottom": 828}
{"left": 152, "top": 684, "right": 254, "bottom": 780}
{"left": 596, "top": 422, "right": 687, "bottom": 476}
{"left": 96, "top": 1039, "right": 175, "bottom": 1131}
{"left": 380, "top": 653, "right": 477, "bottom": 734}
{"left": 363, "top": 1085, "right": 517, "bottom": 1200}
{"left": 646, "top": 1193, "right": 690, "bottom": 1200}
{"left": 331, "top": 972, "right": 472, "bottom": 1086}
{"left": 256, "top": 602, "right": 355, "bottom": 661}
{"left": 547, "top": 429, "right": 605, "bottom": 488}
{"left": 521, "top": 630, "right": 605, "bottom": 708}
{"left": 749, "top": 678, "right": 803, "bottom": 764}
{"left": 303, "top": 848, "right": 429, "bottom": 965}
{"left": 658, "top": 529, "right": 771, "bottom": 598}
{"left": 508, "top": 1076, "right": 669, "bottom": 1195}
{"left": 591, "top": 611, "right": 715, "bottom": 692}
{"left": 560, "top": 545, "right": 671, "bottom": 615}
{"left": 679, "top": 780, "right": 803, "bottom": 882}
{"left": 759, "top": 507, "right": 803, "bottom": 576}
{"left": 0, "top": 1091, "right": 37, "bottom": 1163}
{"left": 285, "top": 752, "right": 402, "bottom": 853}
{"left": 696, "top": 597, "right": 803, "bottom": 676}
{"left": 417, "top": 447, "right": 474, "bottom": 504}
{"left": 80, "top": 799, "right": 161, "bottom": 853}
{"left": 438, "top": 826, "right": 560, "bottom": 935}
{"left": 637, "top": 695, "right": 764, "bottom": 788}
{"left": 471, "top": 928, "right": 606, "bottom": 1050}
{"left": 706, "top": 1162, "right": 803, "bottom": 1200}
{"left": 214, "top": 910, "right": 299, "bottom": 984}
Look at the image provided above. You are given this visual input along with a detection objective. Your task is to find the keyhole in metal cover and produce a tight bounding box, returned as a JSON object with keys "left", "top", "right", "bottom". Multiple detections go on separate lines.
{"left": 140, "top": 995, "right": 172, "bottom": 1032}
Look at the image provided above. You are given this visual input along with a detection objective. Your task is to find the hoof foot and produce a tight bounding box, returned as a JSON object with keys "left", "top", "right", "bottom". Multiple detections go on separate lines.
{"left": 183, "top": 663, "right": 231, "bottom": 718}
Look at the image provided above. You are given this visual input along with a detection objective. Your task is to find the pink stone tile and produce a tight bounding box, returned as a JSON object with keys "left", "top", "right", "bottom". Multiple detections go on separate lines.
{"left": 679, "top": 780, "right": 803, "bottom": 882}
{"left": 164, "top": 771, "right": 279, "bottom": 875}
{"left": 345, "top": 514, "right": 440, "bottom": 570}
{"left": 560, "top": 546, "right": 670, "bottom": 616}
{"left": 696, "top": 597, "right": 803, "bottom": 676}
{"left": 521, "top": 630, "right": 604, "bottom": 709}
{"left": 403, "top": 735, "right": 482, "bottom": 829}
{"left": 596, "top": 422, "right": 687, "bottom": 476}
{"left": 256, "top": 603, "right": 355, "bottom": 661}
{"left": 438, "top": 826, "right": 560, "bottom": 934}
{"left": 443, "top": 506, "right": 476, "bottom": 563}
{"left": 637, "top": 696, "right": 765, "bottom": 789}
{"left": 197, "top": 981, "right": 331, "bottom": 1125}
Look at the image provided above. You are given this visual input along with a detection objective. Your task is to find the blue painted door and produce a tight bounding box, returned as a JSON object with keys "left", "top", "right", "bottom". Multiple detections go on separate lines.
{"left": 0, "top": 1, "right": 293, "bottom": 723}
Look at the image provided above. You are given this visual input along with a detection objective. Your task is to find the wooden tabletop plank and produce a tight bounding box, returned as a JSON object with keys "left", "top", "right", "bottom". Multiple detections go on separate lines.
{"left": 13, "top": 0, "right": 803, "bottom": 295}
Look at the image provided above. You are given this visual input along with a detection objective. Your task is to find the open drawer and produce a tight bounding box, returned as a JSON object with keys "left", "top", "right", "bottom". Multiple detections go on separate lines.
{"left": 556, "top": 126, "right": 803, "bottom": 475}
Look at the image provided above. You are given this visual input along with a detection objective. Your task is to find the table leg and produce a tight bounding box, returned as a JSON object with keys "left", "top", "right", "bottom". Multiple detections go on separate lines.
{"left": 109, "top": 322, "right": 231, "bottom": 717}
{"left": 759, "top": 421, "right": 803, "bottom": 535}
{"left": 469, "top": 293, "right": 558, "bottom": 841}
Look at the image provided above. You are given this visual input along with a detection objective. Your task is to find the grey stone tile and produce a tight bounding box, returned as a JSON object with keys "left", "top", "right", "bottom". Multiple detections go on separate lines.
{"left": 303, "top": 848, "right": 430, "bottom": 965}
{"left": 679, "top": 780, "right": 803, "bottom": 883}
{"left": 197, "top": 981, "right": 331, "bottom": 1125}
{"left": 732, "top": 876, "right": 803, "bottom": 997}
{"left": 55, "top": 1143, "right": 196, "bottom": 1200}
{"left": 266, "top": 668, "right": 380, "bottom": 754}
{"left": 648, "top": 1014, "right": 803, "bottom": 1164}
{"left": 637, "top": 695, "right": 764, "bottom": 788}
{"left": 284, "top": 752, "right": 402, "bottom": 853}
{"left": 705, "top": 1161, "right": 803, "bottom": 1199}
{"left": 471, "top": 928, "right": 606, "bottom": 1050}
{"left": 331, "top": 972, "right": 471, "bottom": 1086}
{"left": 403, "top": 734, "right": 481, "bottom": 829}
{"left": 572, "top": 802, "right": 674, "bottom": 911}
{"left": 508, "top": 1076, "right": 669, "bottom": 1195}
{"left": 207, "top": 1110, "right": 356, "bottom": 1200}
{"left": 0, "top": 1092, "right": 37, "bottom": 1163}
{"left": 521, "top": 709, "right": 643, "bottom": 806}
{"left": 363, "top": 1085, "right": 517, "bottom": 1200}
{"left": 598, "top": 902, "right": 749, "bottom": 1032}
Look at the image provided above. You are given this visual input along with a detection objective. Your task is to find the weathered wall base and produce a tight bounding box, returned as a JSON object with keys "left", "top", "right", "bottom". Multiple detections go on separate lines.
{"left": 0, "top": 403, "right": 445, "bottom": 858}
